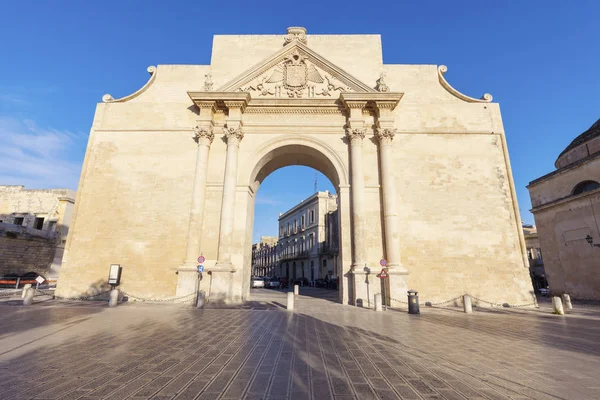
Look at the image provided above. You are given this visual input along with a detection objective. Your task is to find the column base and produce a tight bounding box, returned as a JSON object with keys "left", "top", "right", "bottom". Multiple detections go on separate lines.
{"left": 175, "top": 262, "right": 200, "bottom": 304}
{"left": 350, "top": 264, "right": 379, "bottom": 308}
{"left": 387, "top": 269, "right": 409, "bottom": 308}
{"left": 202, "top": 269, "right": 242, "bottom": 304}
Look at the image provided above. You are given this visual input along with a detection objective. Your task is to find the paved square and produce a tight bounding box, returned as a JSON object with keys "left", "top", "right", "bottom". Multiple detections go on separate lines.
{"left": 0, "top": 289, "right": 599, "bottom": 399}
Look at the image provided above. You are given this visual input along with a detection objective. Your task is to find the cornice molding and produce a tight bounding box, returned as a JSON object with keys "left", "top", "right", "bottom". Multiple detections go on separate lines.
{"left": 438, "top": 65, "right": 492, "bottom": 103}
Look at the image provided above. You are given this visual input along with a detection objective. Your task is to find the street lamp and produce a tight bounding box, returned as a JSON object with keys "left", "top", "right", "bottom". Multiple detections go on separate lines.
{"left": 585, "top": 235, "right": 600, "bottom": 248}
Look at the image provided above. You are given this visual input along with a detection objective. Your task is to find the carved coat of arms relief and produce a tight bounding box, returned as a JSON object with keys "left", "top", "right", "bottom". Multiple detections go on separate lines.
{"left": 237, "top": 49, "right": 351, "bottom": 98}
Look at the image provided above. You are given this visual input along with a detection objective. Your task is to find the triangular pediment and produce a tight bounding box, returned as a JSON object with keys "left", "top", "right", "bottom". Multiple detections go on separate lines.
{"left": 218, "top": 42, "right": 377, "bottom": 99}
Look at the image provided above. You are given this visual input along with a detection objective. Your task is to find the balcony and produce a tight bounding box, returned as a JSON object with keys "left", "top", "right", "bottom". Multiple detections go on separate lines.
{"left": 279, "top": 250, "right": 309, "bottom": 261}
{"left": 319, "top": 243, "right": 338, "bottom": 256}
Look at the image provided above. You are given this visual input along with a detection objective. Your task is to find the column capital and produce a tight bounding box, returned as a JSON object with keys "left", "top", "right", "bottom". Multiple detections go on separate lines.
{"left": 345, "top": 128, "right": 366, "bottom": 146}
{"left": 193, "top": 125, "right": 215, "bottom": 146}
{"left": 375, "top": 127, "right": 397, "bottom": 145}
{"left": 223, "top": 126, "right": 244, "bottom": 146}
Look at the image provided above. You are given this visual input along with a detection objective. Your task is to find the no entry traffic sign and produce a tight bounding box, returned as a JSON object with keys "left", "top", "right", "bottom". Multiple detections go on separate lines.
{"left": 380, "top": 258, "right": 387, "bottom": 267}
{"left": 197, "top": 255, "right": 205, "bottom": 264}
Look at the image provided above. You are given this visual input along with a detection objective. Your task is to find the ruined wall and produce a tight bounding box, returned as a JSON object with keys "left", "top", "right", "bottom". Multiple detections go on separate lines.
{"left": 0, "top": 224, "right": 58, "bottom": 278}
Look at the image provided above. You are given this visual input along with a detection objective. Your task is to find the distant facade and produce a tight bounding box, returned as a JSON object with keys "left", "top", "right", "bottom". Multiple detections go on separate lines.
{"left": 251, "top": 236, "right": 278, "bottom": 276}
{"left": 522, "top": 225, "right": 547, "bottom": 293}
{"left": 0, "top": 185, "right": 76, "bottom": 280}
{"left": 528, "top": 118, "right": 600, "bottom": 300}
{"left": 278, "top": 191, "right": 339, "bottom": 283}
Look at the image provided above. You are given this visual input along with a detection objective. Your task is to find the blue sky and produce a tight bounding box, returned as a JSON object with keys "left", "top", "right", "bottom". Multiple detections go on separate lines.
{"left": 1, "top": 1, "right": 598, "bottom": 242}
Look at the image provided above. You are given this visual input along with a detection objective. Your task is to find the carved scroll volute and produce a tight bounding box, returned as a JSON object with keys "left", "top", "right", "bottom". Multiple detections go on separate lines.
{"left": 193, "top": 126, "right": 215, "bottom": 146}
{"left": 345, "top": 128, "right": 366, "bottom": 146}
{"left": 284, "top": 26, "right": 307, "bottom": 46}
{"left": 375, "top": 126, "right": 396, "bottom": 146}
{"left": 223, "top": 126, "right": 244, "bottom": 146}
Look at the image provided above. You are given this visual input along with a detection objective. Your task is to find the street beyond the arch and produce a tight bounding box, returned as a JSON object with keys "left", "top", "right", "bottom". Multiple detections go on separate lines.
{"left": 1, "top": 289, "right": 599, "bottom": 400}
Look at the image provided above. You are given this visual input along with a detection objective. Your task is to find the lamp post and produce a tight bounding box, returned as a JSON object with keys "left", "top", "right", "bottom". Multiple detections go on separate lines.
{"left": 585, "top": 235, "right": 600, "bottom": 248}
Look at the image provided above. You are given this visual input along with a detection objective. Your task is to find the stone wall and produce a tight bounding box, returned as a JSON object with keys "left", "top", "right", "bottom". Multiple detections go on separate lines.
{"left": 0, "top": 224, "right": 58, "bottom": 278}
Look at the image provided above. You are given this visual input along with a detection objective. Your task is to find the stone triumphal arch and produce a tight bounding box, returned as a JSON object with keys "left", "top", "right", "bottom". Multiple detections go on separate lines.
{"left": 56, "top": 27, "right": 535, "bottom": 306}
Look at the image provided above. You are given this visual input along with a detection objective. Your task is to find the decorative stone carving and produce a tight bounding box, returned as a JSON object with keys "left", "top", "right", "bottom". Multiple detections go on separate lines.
{"left": 223, "top": 126, "right": 244, "bottom": 145}
{"left": 375, "top": 73, "right": 389, "bottom": 92}
{"left": 193, "top": 126, "right": 214, "bottom": 144}
{"left": 375, "top": 127, "right": 396, "bottom": 144}
{"left": 345, "top": 128, "right": 366, "bottom": 145}
{"left": 284, "top": 27, "right": 307, "bottom": 46}
{"left": 203, "top": 73, "right": 213, "bottom": 91}
{"left": 237, "top": 51, "right": 351, "bottom": 99}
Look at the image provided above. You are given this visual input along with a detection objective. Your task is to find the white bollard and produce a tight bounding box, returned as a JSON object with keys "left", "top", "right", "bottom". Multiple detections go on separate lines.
{"left": 294, "top": 284, "right": 299, "bottom": 296}
{"left": 21, "top": 283, "right": 32, "bottom": 299}
{"left": 287, "top": 291, "right": 294, "bottom": 310}
{"left": 463, "top": 295, "right": 473, "bottom": 314}
{"left": 561, "top": 293, "right": 573, "bottom": 310}
{"left": 374, "top": 294, "right": 383, "bottom": 312}
{"left": 23, "top": 288, "right": 34, "bottom": 306}
{"left": 108, "top": 289, "right": 119, "bottom": 307}
{"left": 552, "top": 296, "right": 564, "bottom": 315}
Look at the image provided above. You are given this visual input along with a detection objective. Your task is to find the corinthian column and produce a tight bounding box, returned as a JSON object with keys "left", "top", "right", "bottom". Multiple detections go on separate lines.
{"left": 176, "top": 124, "right": 214, "bottom": 298}
{"left": 375, "top": 126, "right": 402, "bottom": 270}
{"left": 346, "top": 127, "right": 367, "bottom": 271}
{"left": 214, "top": 125, "right": 244, "bottom": 271}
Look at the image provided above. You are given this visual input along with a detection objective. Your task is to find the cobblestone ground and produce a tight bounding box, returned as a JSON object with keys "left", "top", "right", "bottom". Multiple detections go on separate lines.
{"left": 0, "top": 289, "right": 599, "bottom": 400}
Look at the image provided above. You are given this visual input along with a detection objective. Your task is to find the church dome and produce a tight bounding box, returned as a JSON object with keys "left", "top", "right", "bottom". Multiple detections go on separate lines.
{"left": 555, "top": 117, "right": 600, "bottom": 169}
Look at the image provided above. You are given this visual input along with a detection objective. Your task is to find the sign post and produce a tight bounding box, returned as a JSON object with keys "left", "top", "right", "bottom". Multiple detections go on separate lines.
{"left": 376, "top": 267, "right": 388, "bottom": 311}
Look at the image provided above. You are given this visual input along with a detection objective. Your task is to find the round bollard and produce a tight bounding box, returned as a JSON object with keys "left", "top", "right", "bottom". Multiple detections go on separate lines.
{"left": 561, "top": 293, "right": 573, "bottom": 310}
{"left": 286, "top": 291, "right": 294, "bottom": 310}
{"left": 196, "top": 290, "right": 206, "bottom": 308}
{"left": 374, "top": 294, "right": 383, "bottom": 312}
{"left": 463, "top": 295, "right": 473, "bottom": 314}
{"left": 23, "top": 288, "right": 34, "bottom": 306}
{"left": 108, "top": 289, "right": 119, "bottom": 307}
{"left": 21, "top": 283, "right": 32, "bottom": 299}
{"left": 294, "top": 284, "right": 299, "bottom": 296}
{"left": 407, "top": 289, "right": 420, "bottom": 314}
{"left": 552, "top": 296, "right": 564, "bottom": 315}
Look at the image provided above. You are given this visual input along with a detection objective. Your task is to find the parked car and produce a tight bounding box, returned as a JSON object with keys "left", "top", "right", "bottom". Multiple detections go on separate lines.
{"left": 539, "top": 288, "right": 550, "bottom": 296}
{"left": 251, "top": 276, "right": 265, "bottom": 288}
{"left": 279, "top": 277, "right": 289, "bottom": 289}
{"left": 266, "top": 277, "right": 281, "bottom": 289}
{"left": 315, "top": 278, "right": 327, "bottom": 288}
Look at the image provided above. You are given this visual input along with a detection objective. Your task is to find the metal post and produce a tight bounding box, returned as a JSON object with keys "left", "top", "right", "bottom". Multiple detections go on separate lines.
{"left": 382, "top": 278, "right": 387, "bottom": 311}
{"left": 15, "top": 277, "right": 20, "bottom": 289}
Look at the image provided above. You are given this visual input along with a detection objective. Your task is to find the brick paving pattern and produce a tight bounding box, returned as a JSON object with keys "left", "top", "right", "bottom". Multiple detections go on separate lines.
{"left": 0, "top": 288, "right": 599, "bottom": 399}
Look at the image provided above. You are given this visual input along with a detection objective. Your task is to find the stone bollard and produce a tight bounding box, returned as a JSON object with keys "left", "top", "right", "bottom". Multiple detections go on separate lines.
{"left": 294, "top": 284, "right": 299, "bottom": 296}
{"left": 463, "top": 295, "right": 473, "bottom": 314}
{"left": 287, "top": 291, "right": 294, "bottom": 310}
{"left": 21, "top": 283, "right": 32, "bottom": 299}
{"left": 552, "top": 296, "right": 564, "bottom": 315}
{"left": 561, "top": 293, "right": 573, "bottom": 310}
{"left": 108, "top": 289, "right": 119, "bottom": 307}
{"left": 374, "top": 294, "right": 383, "bottom": 312}
{"left": 23, "top": 288, "right": 34, "bottom": 306}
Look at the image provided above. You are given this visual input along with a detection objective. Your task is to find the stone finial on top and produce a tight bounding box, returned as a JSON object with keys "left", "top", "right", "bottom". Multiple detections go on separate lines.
{"left": 284, "top": 27, "right": 307, "bottom": 46}
{"left": 203, "top": 73, "right": 213, "bottom": 91}
{"left": 375, "top": 73, "right": 389, "bottom": 92}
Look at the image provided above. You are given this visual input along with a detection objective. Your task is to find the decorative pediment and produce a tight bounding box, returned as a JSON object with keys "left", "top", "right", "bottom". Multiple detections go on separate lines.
{"left": 218, "top": 41, "right": 377, "bottom": 99}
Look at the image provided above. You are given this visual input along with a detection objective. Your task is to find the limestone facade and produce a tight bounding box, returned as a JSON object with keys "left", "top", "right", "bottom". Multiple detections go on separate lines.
{"left": 56, "top": 27, "right": 534, "bottom": 307}
{"left": 523, "top": 225, "right": 547, "bottom": 293}
{"left": 0, "top": 185, "right": 75, "bottom": 280}
{"left": 528, "top": 118, "right": 600, "bottom": 300}
{"left": 251, "top": 236, "right": 278, "bottom": 276}
{"left": 277, "top": 191, "right": 338, "bottom": 282}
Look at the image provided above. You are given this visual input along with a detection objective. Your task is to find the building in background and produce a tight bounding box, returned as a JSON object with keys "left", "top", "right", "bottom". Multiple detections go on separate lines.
{"left": 528, "top": 118, "right": 600, "bottom": 300}
{"left": 0, "top": 185, "right": 76, "bottom": 281}
{"left": 278, "top": 191, "right": 339, "bottom": 284}
{"left": 251, "top": 236, "right": 278, "bottom": 276}
{"left": 522, "top": 224, "right": 547, "bottom": 293}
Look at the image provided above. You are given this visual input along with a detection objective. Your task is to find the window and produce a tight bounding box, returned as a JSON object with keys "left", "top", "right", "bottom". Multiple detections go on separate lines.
{"left": 34, "top": 217, "right": 44, "bottom": 230}
{"left": 310, "top": 210, "right": 315, "bottom": 224}
{"left": 287, "top": 222, "right": 290, "bottom": 236}
{"left": 309, "top": 234, "right": 314, "bottom": 249}
{"left": 294, "top": 219, "right": 297, "bottom": 233}
{"left": 572, "top": 180, "right": 600, "bottom": 196}
{"left": 323, "top": 259, "right": 327, "bottom": 267}
{"left": 13, "top": 217, "right": 24, "bottom": 226}
{"left": 301, "top": 215, "right": 305, "bottom": 229}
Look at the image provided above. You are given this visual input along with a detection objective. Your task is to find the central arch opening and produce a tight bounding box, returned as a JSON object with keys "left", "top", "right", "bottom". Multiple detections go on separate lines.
{"left": 244, "top": 143, "right": 347, "bottom": 304}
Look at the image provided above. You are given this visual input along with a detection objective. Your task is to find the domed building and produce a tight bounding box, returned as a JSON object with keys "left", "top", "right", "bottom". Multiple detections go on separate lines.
{"left": 528, "top": 118, "right": 600, "bottom": 300}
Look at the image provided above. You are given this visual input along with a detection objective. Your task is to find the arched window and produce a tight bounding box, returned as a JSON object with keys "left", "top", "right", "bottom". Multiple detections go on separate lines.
{"left": 572, "top": 180, "right": 600, "bottom": 196}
